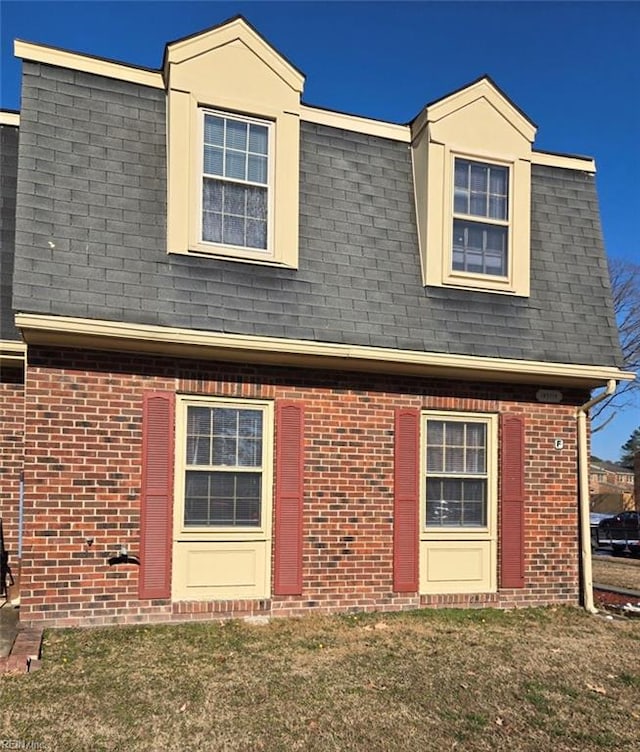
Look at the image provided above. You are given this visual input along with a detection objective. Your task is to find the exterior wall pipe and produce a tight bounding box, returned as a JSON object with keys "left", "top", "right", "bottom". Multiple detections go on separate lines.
{"left": 576, "top": 380, "right": 616, "bottom": 613}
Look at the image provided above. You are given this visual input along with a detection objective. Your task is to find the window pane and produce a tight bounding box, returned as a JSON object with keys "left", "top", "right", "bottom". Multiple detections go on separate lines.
{"left": 246, "top": 186, "right": 267, "bottom": 220}
{"left": 246, "top": 219, "right": 267, "bottom": 250}
{"left": 225, "top": 151, "right": 246, "bottom": 181}
{"left": 203, "top": 145, "right": 224, "bottom": 176}
{"left": 223, "top": 183, "right": 247, "bottom": 216}
{"left": 489, "top": 166, "right": 507, "bottom": 195}
{"left": 454, "top": 189, "right": 468, "bottom": 214}
{"left": 214, "top": 409, "right": 238, "bottom": 437}
{"left": 427, "top": 421, "right": 444, "bottom": 445}
{"left": 454, "top": 160, "right": 469, "bottom": 188}
{"left": 445, "top": 422, "right": 464, "bottom": 446}
{"left": 203, "top": 179, "right": 223, "bottom": 212}
{"left": 186, "top": 436, "right": 211, "bottom": 465}
{"left": 202, "top": 211, "right": 222, "bottom": 243}
{"left": 226, "top": 119, "right": 247, "bottom": 151}
{"left": 425, "top": 419, "right": 488, "bottom": 529}
{"left": 247, "top": 155, "right": 268, "bottom": 184}
{"left": 239, "top": 410, "right": 263, "bottom": 438}
{"left": 426, "top": 446, "right": 443, "bottom": 473}
{"left": 213, "top": 437, "right": 237, "bottom": 466}
{"left": 204, "top": 115, "right": 224, "bottom": 147}
{"left": 470, "top": 193, "right": 486, "bottom": 216}
{"left": 488, "top": 196, "right": 507, "bottom": 220}
{"left": 469, "top": 163, "right": 487, "bottom": 193}
{"left": 223, "top": 215, "right": 245, "bottom": 246}
{"left": 238, "top": 438, "right": 262, "bottom": 467}
{"left": 249, "top": 124, "right": 269, "bottom": 155}
{"left": 184, "top": 471, "right": 262, "bottom": 527}
{"left": 187, "top": 406, "right": 212, "bottom": 434}
{"left": 445, "top": 447, "right": 464, "bottom": 473}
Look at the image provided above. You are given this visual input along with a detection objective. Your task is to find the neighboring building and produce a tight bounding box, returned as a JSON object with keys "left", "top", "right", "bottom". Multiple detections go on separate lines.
{"left": 589, "top": 460, "right": 635, "bottom": 514}
{"left": 0, "top": 17, "right": 633, "bottom": 627}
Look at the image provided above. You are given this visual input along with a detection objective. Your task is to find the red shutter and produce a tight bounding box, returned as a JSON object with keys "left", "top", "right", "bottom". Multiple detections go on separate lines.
{"left": 394, "top": 408, "right": 420, "bottom": 592}
{"left": 274, "top": 401, "right": 305, "bottom": 596}
{"left": 500, "top": 414, "right": 526, "bottom": 589}
{"left": 139, "top": 391, "right": 174, "bottom": 599}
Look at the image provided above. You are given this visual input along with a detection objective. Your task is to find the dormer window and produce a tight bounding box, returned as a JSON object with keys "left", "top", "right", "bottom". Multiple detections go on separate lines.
{"left": 411, "top": 77, "right": 535, "bottom": 297}
{"left": 452, "top": 159, "right": 509, "bottom": 278}
{"left": 201, "top": 111, "right": 271, "bottom": 251}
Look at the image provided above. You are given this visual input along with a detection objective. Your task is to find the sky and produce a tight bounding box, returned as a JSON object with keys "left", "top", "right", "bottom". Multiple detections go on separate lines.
{"left": 1, "top": 0, "right": 638, "bottom": 460}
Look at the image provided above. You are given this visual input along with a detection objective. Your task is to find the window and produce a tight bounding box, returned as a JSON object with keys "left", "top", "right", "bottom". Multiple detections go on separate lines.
{"left": 183, "top": 403, "right": 267, "bottom": 528}
{"left": 452, "top": 159, "right": 509, "bottom": 277}
{"left": 201, "top": 112, "right": 270, "bottom": 251}
{"left": 425, "top": 417, "right": 488, "bottom": 529}
{"left": 411, "top": 77, "right": 533, "bottom": 296}
{"left": 165, "top": 18, "right": 303, "bottom": 267}
{"left": 419, "top": 410, "right": 498, "bottom": 594}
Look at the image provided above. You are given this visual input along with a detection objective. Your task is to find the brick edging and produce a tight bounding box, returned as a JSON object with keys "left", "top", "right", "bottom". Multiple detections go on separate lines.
{"left": 0, "top": 627, "right": 43, "bottom": 674}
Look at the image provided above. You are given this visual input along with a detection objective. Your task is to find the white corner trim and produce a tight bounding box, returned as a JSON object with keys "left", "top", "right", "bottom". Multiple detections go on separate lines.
{"left": 0, "top": 111, "right": 19, "bottom": 126}
{"left": 14, "top": 40, "right": 164, "bottom": 90}
{"left": 15, "top": 313, "right": 635, "bottom": 388}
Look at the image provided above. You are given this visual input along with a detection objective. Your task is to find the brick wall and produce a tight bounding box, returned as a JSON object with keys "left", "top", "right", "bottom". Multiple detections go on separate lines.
{"left": 21, "top": 346, "right": 588, "bottom": 626}
{"left": 0, "top": 369, "right": 24, "bottom": 568}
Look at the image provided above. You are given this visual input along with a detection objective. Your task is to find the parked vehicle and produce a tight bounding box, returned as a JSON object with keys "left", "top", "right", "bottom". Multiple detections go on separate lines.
{"left": 597, "top": 512, "right": 640, "bottom": 553}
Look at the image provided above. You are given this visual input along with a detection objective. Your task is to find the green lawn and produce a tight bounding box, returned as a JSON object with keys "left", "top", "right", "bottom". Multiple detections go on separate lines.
{"left": 1, "top": 607, "right": 639, "bottom": 751}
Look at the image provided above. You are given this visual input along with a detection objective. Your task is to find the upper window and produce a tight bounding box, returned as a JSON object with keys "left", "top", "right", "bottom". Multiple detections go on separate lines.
{"left": 452, "top": 159, "right": 509, "bottom": 278}
{"left": 201, "top": 111, "right": 271, "bottom": 252}
{"left": 411, "top": 77, "right": 534, "bottom": 296}
{"left": 184, "top": 403, "right": 266, "bottom": 528}
{"left": 425, "top": 416, "right": 490, "bottom": 529}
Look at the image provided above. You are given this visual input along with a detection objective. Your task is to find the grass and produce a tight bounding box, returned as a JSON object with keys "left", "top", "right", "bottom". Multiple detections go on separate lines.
{"left": 1, "top": 607, "right": 639, "bottom": 751}
{"left": 593, "top": 555, "right": 640, "bottom": 591}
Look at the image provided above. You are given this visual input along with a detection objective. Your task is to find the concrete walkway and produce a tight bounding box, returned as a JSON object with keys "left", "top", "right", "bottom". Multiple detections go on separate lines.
{"left": 0, "top": 602, "right": 19, "bottom": 657}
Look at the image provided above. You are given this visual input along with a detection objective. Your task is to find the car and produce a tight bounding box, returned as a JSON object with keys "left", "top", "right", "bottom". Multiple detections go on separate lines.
{"left": 597, "top": 511, "right": 640, "bottom": 553}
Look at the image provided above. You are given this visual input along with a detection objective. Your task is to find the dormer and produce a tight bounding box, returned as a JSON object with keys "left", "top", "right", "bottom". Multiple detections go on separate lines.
{"left": 164, "top": 16, "right": 305, "bottom": 267}
{"left": 411, "top": 77, "right": 536, "bottom": 296}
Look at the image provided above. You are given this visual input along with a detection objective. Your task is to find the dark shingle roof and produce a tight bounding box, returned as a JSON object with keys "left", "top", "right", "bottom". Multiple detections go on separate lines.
{"left": 0, "top": 123, "right": 19, "bottom": 341}
{"left": 11, "top": 63, "right": 623, "bottom": 369}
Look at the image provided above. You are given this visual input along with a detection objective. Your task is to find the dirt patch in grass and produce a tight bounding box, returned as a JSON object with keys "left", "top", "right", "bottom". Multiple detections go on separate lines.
{"left": 1, "top": 607, "right": 639, "bottom": 751}
{"left": 593, "top": 556, "right": 640, "bottom": 591}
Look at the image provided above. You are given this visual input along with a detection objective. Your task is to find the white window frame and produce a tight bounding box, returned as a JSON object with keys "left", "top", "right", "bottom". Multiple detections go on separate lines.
{"left": 199, "top": 108, "right": 275, "bottom": 258}
{"left": 421, "top": 411, "right": 498, "bottom": 542}
{"left": 451, "top": 157, "right": 510, "bottom": 280}
{"left": 174, "top": 396, "right": 274, "bottom": 542}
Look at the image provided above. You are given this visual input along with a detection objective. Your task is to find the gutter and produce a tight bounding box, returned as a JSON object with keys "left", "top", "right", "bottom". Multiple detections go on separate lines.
{"left": 576, "top": 380, "right": 616, "bottom": 613}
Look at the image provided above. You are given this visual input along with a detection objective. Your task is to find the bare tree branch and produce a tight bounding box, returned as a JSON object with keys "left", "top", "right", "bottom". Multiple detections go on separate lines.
{"left": 591, "top": 257, "right": 640, "bottom": 426}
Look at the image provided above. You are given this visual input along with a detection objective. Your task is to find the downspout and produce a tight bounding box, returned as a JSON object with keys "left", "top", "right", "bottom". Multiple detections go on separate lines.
{"left": 576, "top": 379, "right": 616, "bottom": 613}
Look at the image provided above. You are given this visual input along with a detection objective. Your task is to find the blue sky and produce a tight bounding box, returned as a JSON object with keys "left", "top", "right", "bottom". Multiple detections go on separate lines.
{"left": 1, "top": 0, "right": 638, "bottom": 460}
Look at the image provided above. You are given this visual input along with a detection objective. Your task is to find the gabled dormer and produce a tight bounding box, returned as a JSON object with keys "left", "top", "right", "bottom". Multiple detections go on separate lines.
{"left": 411, "top": 76, "right": 537, "bottom": 297}
{"left": 164, "top": 16, "right": 305, "bottom": 267}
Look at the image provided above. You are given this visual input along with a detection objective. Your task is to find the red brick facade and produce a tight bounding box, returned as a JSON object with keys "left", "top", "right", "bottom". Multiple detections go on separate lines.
{"left": 18, "top": 346, "right": 588, "bottom": 627}
{"left": 0, "top": 369, "right": 24, "bottom": 574}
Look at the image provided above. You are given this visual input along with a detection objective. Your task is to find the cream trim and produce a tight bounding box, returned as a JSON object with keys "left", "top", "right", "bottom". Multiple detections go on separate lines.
{"left": 0, "top": 111, "right": 19, "bottom": 126}
{"left": 14, "top": 40, "right": 163, "bottom": 89}
{"left": 300, "top": 104, "right": 410, "bottom": 143}
{"left": 0, "top": 340, "right": 26, "bottom": 370}
{"left": 531, "top": 150, "right": 596, "bottom": 174}
{"left": 165, "top": 17, "right": 304, "bottom": 93}
{"left": 15, "top": 314, "right": 634, "bottom": 388}
{"left": 11, "top": 38, "right": 600, "bottom": 175}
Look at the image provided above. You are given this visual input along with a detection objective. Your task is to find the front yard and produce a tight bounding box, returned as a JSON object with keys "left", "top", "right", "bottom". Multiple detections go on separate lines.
{"left": 1, "top": 606, "right": 639, "bottom": 751}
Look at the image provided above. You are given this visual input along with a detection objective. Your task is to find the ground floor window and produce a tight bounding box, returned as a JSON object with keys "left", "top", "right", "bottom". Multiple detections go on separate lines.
{"left": 420, "top": 411, "right": 497, "bottom": 594}
{"left": 172, "top": 397, "right": 273, "bottom": 600}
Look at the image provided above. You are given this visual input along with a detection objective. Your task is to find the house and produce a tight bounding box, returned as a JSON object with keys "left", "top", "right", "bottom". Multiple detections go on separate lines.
{"left": 0, "top": 17, "right": 633, "bottom": 627}
{"left": 590, "top": 460, "right": 635, "bottom": 514}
